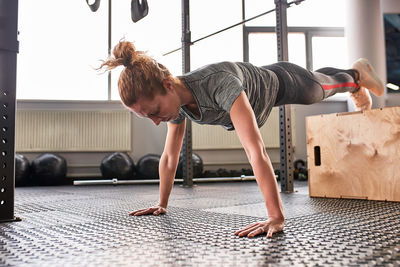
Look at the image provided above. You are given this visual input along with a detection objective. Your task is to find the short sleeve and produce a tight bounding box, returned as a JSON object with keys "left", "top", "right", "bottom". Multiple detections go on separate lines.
{"left": 169, "top": 110, "right": 186, "bottom": 124}
{"left": 214, "top": 73, "right": 245, "bottom": 112}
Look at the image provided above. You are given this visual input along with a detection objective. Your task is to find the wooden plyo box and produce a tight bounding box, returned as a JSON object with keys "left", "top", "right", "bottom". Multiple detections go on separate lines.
{"left": 306, "top": 106, "right": 400, "bottom": 202}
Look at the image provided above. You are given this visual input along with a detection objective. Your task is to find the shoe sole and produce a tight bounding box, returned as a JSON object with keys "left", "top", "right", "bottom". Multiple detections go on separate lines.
{"left": 353, "top": 58, "right": 384, "bottom": 96}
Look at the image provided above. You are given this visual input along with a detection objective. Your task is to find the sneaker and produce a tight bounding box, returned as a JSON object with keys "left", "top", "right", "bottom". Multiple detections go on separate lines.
{"left": 352, "top": 58, "right": 384, "bottom": 96}
{"left": 350, "top": 87, "right": 372, "bottom": 111}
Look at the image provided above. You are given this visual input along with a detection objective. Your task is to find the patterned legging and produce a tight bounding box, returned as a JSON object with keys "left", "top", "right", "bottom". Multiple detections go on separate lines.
{"left": 263, "top": 62, "right": 358, "bottom": 106}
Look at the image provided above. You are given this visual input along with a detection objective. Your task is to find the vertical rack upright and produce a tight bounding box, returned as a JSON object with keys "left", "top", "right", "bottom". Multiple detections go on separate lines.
{"left": 275, "top": 0, "right": 294, "bottom": 193}
{"left": 181, "top": 0, "right": 194, "bottom": 186}
{"left": 0, "top": 0, "right": 20, "bottom": 222}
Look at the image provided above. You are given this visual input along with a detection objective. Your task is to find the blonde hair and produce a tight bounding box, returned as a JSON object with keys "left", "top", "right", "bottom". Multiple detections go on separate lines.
{"left": 99, "top": 40, "right": 171, "bottom": 107}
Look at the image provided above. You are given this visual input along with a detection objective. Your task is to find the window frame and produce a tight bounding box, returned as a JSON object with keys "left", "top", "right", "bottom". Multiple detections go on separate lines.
{"left": 243, "top": 26, "right": 344, "bottom": 71}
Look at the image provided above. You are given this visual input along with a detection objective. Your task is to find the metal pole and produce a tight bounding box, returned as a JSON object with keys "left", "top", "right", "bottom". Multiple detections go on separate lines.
{"left": 242, "top": 0, "right": 249, "bottom": 62}
{"left": 0, "top": 0, "right": 21, "bottom": 222}
{"left": 275, "top": 0, "right": 294, "bottom": 193}
{"left": 181, "top": 0, "right": 193, "bottom": 187}
{"left": 305, "top": 32, "right": 313, "bottom": 71}
{"left": 107, "top": 0, "right": 112, "bottom": 100}
{"left": 74, "top": 176, "right": 257, "bottom": 186}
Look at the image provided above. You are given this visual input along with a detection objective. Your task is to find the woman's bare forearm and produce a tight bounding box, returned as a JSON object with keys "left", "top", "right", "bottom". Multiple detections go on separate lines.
{"left": 229, "top": 92, "right": 284, "bottom": 221}
{"left": 250, "top": 154, "right": 284, "bottom": 220}
{"left": 158, "top": 121, "right": 186, "bottom": 208}
{"left": 158, "top": 154, "right": 178, "bottom": 208}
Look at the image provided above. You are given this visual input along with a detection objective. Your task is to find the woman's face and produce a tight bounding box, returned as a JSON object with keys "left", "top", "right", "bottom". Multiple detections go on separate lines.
{"left": 129, "top": 90, "right": 181, "bottom": 126}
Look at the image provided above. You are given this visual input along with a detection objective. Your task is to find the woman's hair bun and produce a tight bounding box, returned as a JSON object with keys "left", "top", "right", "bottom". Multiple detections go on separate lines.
{"left": 113, "top": 40, "right": 136, "bottom": 67}
{"left": 98, "top": 40, "right": 142, "bottom": 71}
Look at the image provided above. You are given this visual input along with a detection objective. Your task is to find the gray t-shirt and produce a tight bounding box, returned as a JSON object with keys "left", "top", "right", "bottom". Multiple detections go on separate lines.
{"left": 171, "top": 61, "right": 279, "bottom": 131}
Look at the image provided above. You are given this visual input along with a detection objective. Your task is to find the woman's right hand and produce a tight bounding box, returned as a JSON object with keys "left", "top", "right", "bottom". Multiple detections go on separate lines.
{"left": 129, "top": 205, "right": 167, "bottom": 216}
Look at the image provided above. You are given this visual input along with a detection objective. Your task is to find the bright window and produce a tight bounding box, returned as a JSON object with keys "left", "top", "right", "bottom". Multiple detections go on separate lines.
{"left": 245, "top": 0, "right": 345, "bottom": 27}
{"left": 312, "top": 37, "right": 347, "bottom": 70}
{"left": 249, "top": 33, "right": 306, "bottom": 68}
{"left": 190, "top": 0, "right": 243, "bottom": 70}
{"left": 17, "top": 0, "right": 108, "bottom": 100}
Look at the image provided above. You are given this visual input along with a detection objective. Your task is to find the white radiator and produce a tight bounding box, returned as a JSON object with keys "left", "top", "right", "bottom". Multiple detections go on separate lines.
{"left": 193, "top": 107, "right": 296, "bottom": 150}
{"left": 16, "top": 110, "right": 131, "bottom": 152}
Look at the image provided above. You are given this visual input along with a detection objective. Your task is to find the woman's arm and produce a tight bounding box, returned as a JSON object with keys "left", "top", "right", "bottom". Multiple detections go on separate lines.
{"left": 130, "top": 120, "right": 186, "bottom": 216}
{"left": 158, "top": 120, "right": 186, "bottom": 208}
{"left": 230, "top": 91, "right": 284, "bottom": 237}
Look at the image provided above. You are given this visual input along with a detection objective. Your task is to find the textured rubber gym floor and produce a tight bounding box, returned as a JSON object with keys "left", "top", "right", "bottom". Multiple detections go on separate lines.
{"left": 1, "top": 181, "right": 399, "bottom": 266}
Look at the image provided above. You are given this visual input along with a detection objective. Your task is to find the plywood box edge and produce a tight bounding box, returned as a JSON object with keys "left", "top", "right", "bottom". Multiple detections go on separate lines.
{"left": 305, "top": 106, "right": 400, "bottom": 120}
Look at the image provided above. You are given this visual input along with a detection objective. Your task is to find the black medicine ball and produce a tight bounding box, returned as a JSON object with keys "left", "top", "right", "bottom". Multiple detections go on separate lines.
{"left": 100, "top": 152, "right": 136, "bottom": 180}
{"left": 176, "top": 152, "right": 203, "bottom": 178}
{"left": 31, "top": 153, "right": 67, "bottom": 186}
{"left": 15, "top": 154, "right": 30, "bottom": 187}
{"left": 137, "top": 154, "right": 161, "bottom": 179}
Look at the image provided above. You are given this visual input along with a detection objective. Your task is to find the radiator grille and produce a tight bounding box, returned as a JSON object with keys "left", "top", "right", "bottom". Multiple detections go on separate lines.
{"left": 16, "top": 110, "right": 131, "bottom": 152}
{"left": 193, "top": 107, "right": 295, "bottom": 150}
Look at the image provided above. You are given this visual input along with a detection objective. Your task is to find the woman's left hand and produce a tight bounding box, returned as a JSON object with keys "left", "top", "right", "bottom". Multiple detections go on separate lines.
{"left": 234, "top": 217, "right": 284, "bottom": 238}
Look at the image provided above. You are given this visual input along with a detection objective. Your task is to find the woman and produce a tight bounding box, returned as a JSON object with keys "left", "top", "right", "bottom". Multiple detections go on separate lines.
{"left": 100, "top": 40, "right": 384, "bottom": 238}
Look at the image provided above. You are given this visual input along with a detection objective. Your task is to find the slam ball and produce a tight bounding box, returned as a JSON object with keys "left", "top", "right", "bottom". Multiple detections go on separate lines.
{"left": 15, "top": 154, "right": 30, "bottom": 187}
{"left": 31, "top": 153, "right": 67, "bottom": 186}
{"left": 176, "top": 153, "right": 203, "bottom": 178}
{"left": 137, "top": 154, "right": 161, "bottom": 179}
{"left": 100, "top": 152, "right": 136, "bottom": 180}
